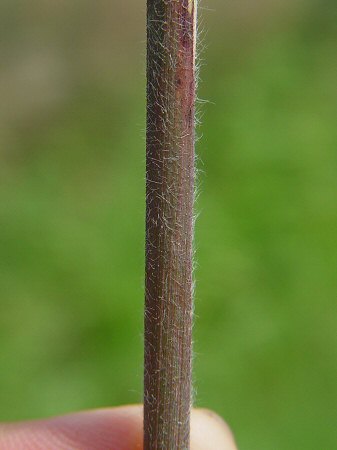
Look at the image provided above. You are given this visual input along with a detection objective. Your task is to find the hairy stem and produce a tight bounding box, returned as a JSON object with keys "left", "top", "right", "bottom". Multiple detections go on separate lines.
{"left": 144, "top": 0, "right": 197, "bottom": 449}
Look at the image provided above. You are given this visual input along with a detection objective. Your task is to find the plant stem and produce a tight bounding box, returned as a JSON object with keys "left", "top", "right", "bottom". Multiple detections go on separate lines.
{"left": 144, "top": 1, "right": 197, "bottom": 449}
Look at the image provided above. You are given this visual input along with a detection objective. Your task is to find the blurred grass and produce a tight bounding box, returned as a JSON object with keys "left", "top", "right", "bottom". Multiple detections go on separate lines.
{"left": 0, "top": 1, "right": 336, "bottom": 449}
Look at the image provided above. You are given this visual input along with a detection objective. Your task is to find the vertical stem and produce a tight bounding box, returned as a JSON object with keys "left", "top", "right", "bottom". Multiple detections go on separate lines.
{"left": 144, "top": 1, "right": 197, "bottom": 449}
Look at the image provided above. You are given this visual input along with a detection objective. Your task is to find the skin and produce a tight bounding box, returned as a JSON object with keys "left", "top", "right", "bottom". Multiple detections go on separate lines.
{"left": 0, "top": 405, "right": 237, "bottom": 450}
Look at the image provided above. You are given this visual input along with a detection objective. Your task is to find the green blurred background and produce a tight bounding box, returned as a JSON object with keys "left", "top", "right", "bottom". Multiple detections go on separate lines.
{"left": 1, "top": 0, "right": 336, "bottom": 448}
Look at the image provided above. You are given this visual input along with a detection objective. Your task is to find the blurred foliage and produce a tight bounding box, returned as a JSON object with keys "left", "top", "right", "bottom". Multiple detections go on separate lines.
{"left": 0, "top": 1, "right": 336, "bottom": 449}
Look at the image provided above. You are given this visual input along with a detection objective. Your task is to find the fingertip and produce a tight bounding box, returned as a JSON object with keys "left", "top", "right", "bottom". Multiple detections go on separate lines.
{"left": 191, "top": 408, "right": 237, "bottom": 450}
{"left": 0, "top": 405, "right": 144, "bottom": 450}
{"left": 0, "top": 405, "right": 237, "bottom": 450}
